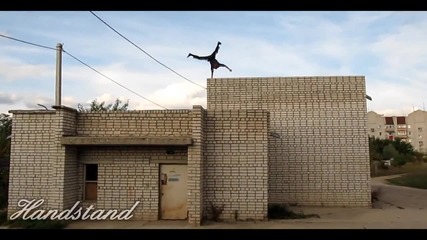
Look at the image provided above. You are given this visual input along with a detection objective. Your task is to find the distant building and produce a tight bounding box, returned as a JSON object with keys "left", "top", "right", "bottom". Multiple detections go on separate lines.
{"left": 367, "top": 110, "right": 427, "bottom": 153}
{"left": 408, "top": 110, "right": 427, "bottom": 153}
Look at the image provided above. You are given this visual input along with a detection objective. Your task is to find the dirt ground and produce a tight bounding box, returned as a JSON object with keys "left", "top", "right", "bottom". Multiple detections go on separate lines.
{"left": 65, "top": 174, "right": 427, "bottom": 229}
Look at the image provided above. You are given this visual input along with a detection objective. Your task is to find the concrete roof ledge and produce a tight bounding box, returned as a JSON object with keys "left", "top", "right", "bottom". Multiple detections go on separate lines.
{"left": 52, "top": 105, "right": 78, "bottom": 112}
{"left": 8, "top": 109, "right": 56, "bottom": 114}
{"left": 61, "top": 136, "right": 193, "bottom": 146}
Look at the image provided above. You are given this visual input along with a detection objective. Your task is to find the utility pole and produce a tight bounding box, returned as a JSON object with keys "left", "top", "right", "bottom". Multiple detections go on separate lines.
{"left": 55, "top": 43, "right": 63, "bottom": 106}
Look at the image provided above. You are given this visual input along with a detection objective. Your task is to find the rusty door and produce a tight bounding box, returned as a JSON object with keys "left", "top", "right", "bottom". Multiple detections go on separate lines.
{"left": 160, "top": 164, "right": 188, "bottom": 220}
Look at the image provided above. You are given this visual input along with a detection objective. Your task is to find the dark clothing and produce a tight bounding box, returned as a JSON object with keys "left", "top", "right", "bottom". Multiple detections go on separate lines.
{"left": 188, "top": 42, "right": 231, "bottom": 78}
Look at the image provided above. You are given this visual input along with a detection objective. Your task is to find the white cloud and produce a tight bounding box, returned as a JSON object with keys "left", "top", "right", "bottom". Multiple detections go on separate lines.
{"left": 144, "top": 82, "right": 206, "bottom": 109}
{"left": 24, "top": 95, "right": 53, "bottom": 109}
{"left": 365, "top": 18, "right": 427, "bottom": 115}
{"left": 0, "top": 92, "right": 21, "bottom": 104}
{"left": 0, "top": 59, "right": 54, "bottom": 81}
{"left": 370, "top": 21, "right": 427, "bottom": 75}
{"left": 1, "top": 11, "right": 427, "bottom": 117}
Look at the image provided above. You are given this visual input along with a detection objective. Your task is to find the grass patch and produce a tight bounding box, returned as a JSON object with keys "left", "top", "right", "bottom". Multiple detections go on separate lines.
{"left": 371, "top": 162, "right": 427, "bottom": 177}
{"left": 387, "top": 171, "right": 427, "bottom": 190}
{"left": 268, "top": 203, "right": 320, "bottom": 219}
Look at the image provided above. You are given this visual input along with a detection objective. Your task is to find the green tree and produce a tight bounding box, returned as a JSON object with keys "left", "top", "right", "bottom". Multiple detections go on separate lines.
{"left": 0, "top": 114, "right": 12, "bottom": 158}
{"left": 413, "top": 151, "right": 425, "bottom": 163}
{"left": 77, "top": 98, "right": 130, "bottom": 112}
{"left": 392, "top": 138, "right": 415, "bottom": 155}
{"left": 383, "top": 144, "right": 398, "bottom": 160}
{"left": 392, "top": 154, "right": 408, "bottom": 167}
{"left": 369, "top": 137, "right": 383, "bottom": 161}
{"left": 0, "top": 113, "right": 11, "bottom": 209}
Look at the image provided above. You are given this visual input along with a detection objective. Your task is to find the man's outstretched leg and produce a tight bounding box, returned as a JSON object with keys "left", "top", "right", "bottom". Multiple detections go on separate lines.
{"left": 219, "top": 63, "right": 232, "bottom": 72}
{"left": 187, "top": 53, "right": 210, "bottom": 60}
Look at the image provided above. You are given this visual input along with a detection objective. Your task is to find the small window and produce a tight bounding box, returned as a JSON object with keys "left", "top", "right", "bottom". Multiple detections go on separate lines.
{"left": 420, "top": 141, "right": 424, "bottom": 147}
{"left": 409, "top": 131, "right": 411, "bottom": 136}
{"left": 379, "top": 132, "right": 382, "bottom": 136}
{"left": 370, "top": 128, "right": 375, "bottom": 133}
{"left": 397, "top": 131, "right": 407, "bottom": 136}
{"left": 85, "top": 164, "right": 98, "bottom": 201}
{"left": 419, "top": 127, "right": 423, "bottom": 132}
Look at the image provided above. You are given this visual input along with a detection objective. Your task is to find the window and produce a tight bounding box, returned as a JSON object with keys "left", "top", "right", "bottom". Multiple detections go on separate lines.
{"left": 379, "top": 132, "right": 382, "bottom": 136}
{"left": 419, "top": 127, "right": 423, "bottom": 132}
{"left": 420, "top": 141, "right": 424, "bottom": 147}
{"left": 85, "top": 164, "right": 98, "bottom": 201}
{"left": 397, "top": 131, "right": 407, "bottom": 136}
{"left": 409, "top": 131, "right": 411, "bottom": 136}
{"left": 370, "top": 128, "right": 375, "bottom": 133}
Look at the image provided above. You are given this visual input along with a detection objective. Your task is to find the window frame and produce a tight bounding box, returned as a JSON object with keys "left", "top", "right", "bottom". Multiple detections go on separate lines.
{"left": 84, "top": 164, "right": 98, "bottom": 201}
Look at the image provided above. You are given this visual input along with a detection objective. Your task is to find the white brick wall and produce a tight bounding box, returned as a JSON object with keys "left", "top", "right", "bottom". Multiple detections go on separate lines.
{"left": 207, "top": 76, "right": 371, "bottom": 207}
{"left": 204, "top": 110, "right": 269, "bottom": 221}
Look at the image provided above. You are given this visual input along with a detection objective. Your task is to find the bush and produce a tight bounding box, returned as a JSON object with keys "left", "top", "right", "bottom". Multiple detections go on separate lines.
{"left": 371, "top": 187, "right": 382, "bottom": 203}
{"left": 0, "top": 210, "right": 6, "bottom": 226}
{"left": 0, "top": 172, "right": 7, "bottom": 209}
{"left": 268, "top": 203, "right": 319, "bottom": 219}
{"left": 392, "top": 154, "right": 408, "bottom": 167}
{"left": 209, "top": 202, "right": 224, "bottom": 222}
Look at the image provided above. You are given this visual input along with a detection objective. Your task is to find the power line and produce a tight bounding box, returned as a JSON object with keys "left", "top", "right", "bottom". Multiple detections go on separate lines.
{"left": 63, "top": 49, "right": 168, "bottom": 110}
{"left": 0, "top": 33, "right": 168, "bottom": 109}
{"left": 89, "top": 11, "right": 207, "bottom": 90}
{"left": 0, "top": 33, "right": 56, "bottom": 51}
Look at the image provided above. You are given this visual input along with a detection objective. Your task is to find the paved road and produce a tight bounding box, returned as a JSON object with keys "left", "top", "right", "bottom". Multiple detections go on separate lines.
{"left": 371, "top": 174, "right": 427, "bottom": 210}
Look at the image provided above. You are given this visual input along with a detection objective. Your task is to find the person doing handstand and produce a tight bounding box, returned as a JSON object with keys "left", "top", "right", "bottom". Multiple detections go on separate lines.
{"left": 187, "top": 41, "right": 232, "bottom": 78}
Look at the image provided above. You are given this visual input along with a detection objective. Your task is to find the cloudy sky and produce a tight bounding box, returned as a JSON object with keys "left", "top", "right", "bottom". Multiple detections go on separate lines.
{"left": 0, "top": 11, "right": 426, "bottom": 116}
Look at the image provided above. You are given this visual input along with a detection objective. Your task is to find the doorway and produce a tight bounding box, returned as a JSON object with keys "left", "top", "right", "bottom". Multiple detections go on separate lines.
{"left": 159, "top": 164, "right": 188, "bottom": 219}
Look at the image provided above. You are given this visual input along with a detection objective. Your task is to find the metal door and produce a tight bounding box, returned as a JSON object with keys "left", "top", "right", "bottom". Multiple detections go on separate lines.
{"left": 160, "top": 164, "right": 188, "bottom": 219}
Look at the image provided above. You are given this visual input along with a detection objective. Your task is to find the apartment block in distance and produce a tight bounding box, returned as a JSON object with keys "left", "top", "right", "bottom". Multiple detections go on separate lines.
{"left": 367, "top": 110, "right": 427, "bottom": 153}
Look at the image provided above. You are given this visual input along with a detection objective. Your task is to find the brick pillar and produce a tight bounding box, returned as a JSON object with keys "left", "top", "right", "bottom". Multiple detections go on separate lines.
{"left": 7, "top": 110, "right": 57, "bottom": 217}
{"left": 51, "top": 105, "right": 78, "bottom": 210}
{"left": 187, "top": 105, "right": 206, "bottom": 226}
{"left": 7, "top": 105, "right": 78, "bottom": 217}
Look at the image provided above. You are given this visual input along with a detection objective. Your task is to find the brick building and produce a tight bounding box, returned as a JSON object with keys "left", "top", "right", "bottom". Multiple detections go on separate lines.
{"left": 7, "top": 76, "right": 371, "bottom": 226}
